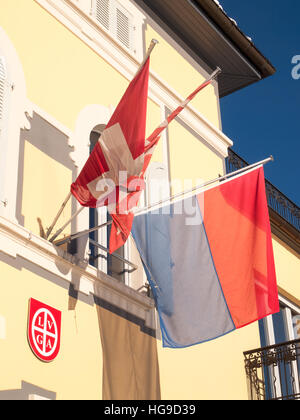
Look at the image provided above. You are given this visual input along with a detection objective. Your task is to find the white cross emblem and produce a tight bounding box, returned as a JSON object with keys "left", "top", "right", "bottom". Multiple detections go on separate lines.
{"left": 87, "top": 123, "right": 145, "bottom": 201}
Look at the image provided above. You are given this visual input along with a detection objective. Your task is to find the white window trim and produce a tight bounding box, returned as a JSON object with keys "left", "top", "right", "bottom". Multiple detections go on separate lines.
{"left": 263, "top": 297, "right": 300, "bottom": 399}
{"left": 0, "top": 27, "right": 32, "bottom": 223}
{"left": 0, "top": 55, "right": 10, "bottom": 203}
{"left": 69, "top": 104, "right": 112, "bottom": 262}
{"left": 263, "top": 315, "right": 282, "bottom": 398}
{"left": 264, "top": 295, "right": 300, "bottom": 344}
{"left": 283, "top": 307, "right": 300, "bottom": 396}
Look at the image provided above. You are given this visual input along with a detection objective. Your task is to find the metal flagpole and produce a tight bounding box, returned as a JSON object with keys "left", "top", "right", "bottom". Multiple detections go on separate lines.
{"left": 144, "top": 66, "right": 222, "bottom": 154}
{"left": 49, "top": 206, "right": 85, "bottom": 243}
{"left": 89, "top": 238, "right": 138, "bottom": 272}
{"left": 134, "top": 38, "right": 158, "bottom": 77}
{"left": 135, "top": 156, "right": 274, "bottom": 216}
{"left": 46, "top": 192, "right": 72, "bottom": 239}
{"left": 53, "top": 156, "right": 274, "bottom": 247}
{"left": 53, "top": 219, "right": 113, "bottom": 246}
{"left": 48, "top": 39, "right": 159, "bottom": 244}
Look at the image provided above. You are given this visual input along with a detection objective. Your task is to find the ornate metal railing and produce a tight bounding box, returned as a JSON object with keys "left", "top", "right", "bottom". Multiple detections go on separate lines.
{"left": 244, "top": 339, "right": 300, "bottom": 400}
{"left": 226, "top": 149, "right": 300, "bottom": 232}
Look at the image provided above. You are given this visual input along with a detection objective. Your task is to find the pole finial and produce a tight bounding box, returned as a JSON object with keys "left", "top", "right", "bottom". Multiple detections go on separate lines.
{"left": 134, "top": 39, "right": 159, "bottom": 77}
{"left": 146, "top": 38, "right": 159, "bottom": 57}
{"left": 209, "top": 67, "right": 222, "bottom": 82}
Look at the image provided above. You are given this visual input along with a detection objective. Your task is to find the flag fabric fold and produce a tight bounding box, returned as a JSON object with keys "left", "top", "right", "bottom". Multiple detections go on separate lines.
{"left": 131, "top": 167, "right": 279, "bottom": 348}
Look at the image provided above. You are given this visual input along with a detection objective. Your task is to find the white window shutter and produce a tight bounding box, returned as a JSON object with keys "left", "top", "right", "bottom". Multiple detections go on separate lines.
{"left": 0, "top": 56, "right": 7, "bottom": 129}
{"left": 95, "top": 0, "right": 110, "bottom": 30}
{"left": 115, "top": 4, "right": 131, "bottom": 50}
{"left": 94, "top": 0, "right": 133, "bottom": 51}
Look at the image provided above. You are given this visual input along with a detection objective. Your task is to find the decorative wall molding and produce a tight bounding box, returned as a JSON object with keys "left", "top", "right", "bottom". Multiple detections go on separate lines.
{"left": 34, "top": 0, "right": 233, "bottom": 157}
{"left": 69, "top": 104, "right": 111, "bottom": 169}
{"left": 0, "top": 215, "right": 156, "bottom": 329}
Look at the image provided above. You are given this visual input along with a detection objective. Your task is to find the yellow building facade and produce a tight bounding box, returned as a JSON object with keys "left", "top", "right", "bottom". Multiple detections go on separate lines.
{"left": 0, "top": 0, "right": 299, "bottom": 400}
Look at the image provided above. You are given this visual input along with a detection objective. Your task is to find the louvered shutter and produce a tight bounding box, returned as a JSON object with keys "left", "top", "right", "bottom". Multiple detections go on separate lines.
{"left": 93, "top": 0, "right": 133, "bottom": 51}
{"left": 0, "top": 57, "right": 7, "bottom": 131}
{"left": 115, "top": 4, "right": 131, "bottom": 50}
{"left": 95, "top": 0, "right": 110, "bottom": 30}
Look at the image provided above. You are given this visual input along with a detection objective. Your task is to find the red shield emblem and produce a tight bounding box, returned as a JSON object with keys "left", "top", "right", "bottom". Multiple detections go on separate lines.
{"left": 28, "top": 298, "right": 61, "bottom": 362}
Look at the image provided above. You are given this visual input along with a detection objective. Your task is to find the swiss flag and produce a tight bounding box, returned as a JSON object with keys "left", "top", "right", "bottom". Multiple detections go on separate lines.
{"left": 71, "top": 58, "right": 150, "bottom": 253}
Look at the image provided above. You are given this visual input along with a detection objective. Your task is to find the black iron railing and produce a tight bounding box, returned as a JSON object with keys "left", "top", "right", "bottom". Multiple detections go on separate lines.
{"left": 226, "top": 149, "right": 300, "bottom": 232}
{"left": 244, "top": 339, "right": 300, "bottom": 400}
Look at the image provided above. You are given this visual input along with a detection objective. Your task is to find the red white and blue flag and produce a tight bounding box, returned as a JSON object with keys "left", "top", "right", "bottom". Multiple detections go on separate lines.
{"left": 131, "top": 166, "right": 279, "bottom": 348}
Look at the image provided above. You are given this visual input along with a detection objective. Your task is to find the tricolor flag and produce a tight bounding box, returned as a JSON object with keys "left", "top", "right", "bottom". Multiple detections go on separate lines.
{"left": 71, "top": 58, "right": 150, "bottom": 253}
{"left": 131, "top": 166, "right": 279, "bottom": 348}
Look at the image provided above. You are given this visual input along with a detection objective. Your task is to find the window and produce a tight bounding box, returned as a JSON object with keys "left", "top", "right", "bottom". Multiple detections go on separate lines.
{"left": 88, "top": 126, "right": 127, "bottom": 283}
{"left": 91, "top": 0, "right": 135, "bottom": 52}
{"left": 259, "top": 301, "right": 300, "bottom": 346}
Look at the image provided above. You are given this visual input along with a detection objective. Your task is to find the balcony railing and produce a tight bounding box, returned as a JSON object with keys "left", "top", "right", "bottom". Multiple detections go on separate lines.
{"left": 226, "top": 149, "right": 300, "bottom": 232}
{"left": 244, "top": 339, "right": 300, "bottom": 400}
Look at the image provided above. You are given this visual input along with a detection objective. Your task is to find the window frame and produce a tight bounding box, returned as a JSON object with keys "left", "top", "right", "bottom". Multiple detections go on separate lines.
{"left": 67, "top": 0, "right": 145, "bottom": 61}
{"left": 260, "top": 297, "right": 300, "bottom": 399}
{"left": 85, "top": 123, "right": 137, "bottom": 288}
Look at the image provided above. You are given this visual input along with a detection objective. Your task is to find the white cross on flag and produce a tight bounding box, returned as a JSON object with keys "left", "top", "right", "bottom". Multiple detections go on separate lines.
{"left": 71, "top": 58, "right": 150, "bottom": 253}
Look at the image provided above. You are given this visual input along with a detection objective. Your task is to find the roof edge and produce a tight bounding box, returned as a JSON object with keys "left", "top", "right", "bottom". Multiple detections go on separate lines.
{"left": 194, "top": 0, "right": 276, "bottom": 78}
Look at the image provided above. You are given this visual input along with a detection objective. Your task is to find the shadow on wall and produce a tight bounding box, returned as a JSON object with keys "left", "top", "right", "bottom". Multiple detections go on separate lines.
{"left": 0, "top": 381, "right": 56, "bottom": 400}
{"left": 16, "top": 111, "right": 75, "bottom": 229}
{"left": 0, "top": 250, "right": 161, "bottom": 400}
{"left": 94, "top": 295, "right": 161, "bottom": 400}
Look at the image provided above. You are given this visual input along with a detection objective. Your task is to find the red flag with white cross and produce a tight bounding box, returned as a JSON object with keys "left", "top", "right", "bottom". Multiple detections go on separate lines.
{"left": 71, "top": 58, "right": 150, "bottom": 253}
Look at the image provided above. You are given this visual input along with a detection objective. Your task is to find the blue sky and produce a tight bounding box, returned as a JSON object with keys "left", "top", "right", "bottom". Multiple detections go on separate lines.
{"left": 219, "top": 0, "right": 299, "bottom": 205}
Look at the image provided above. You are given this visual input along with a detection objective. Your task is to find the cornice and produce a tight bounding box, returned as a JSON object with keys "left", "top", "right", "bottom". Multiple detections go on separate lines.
{"left": 0, "top": 215, "right": 156, "bottom": 329}
{"left": 270, "top": 209, "right": 300, "bottom": 255}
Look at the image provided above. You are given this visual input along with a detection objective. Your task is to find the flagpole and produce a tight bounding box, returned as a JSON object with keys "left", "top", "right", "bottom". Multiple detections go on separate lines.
{"left": 135, "top": 156, "right": 274, "bottom": 216}
{"left": 49, "top": 206, "right": 84, "bottom": 243}
{"left": 144, "top": 66, "right": 222, "bottom": 153}
{"left": 53, "top": 220, "right": 113, "bottom": 246}
{"left": 134, "top": 39, "right": 158, "bottom": 77}
{"left": 53, "top": 156, "right": 273, "bottom": 247}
